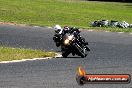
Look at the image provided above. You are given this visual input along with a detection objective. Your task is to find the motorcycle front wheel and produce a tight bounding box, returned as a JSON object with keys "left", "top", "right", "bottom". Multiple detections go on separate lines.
{"left": 62, "top": 50, "right": 70, "bottom": 58}
{"left": 74, "top": 43, "right": 86, "bottom": 58}
{"left": 61, "top": 46, "right": 71, "bottom": 58}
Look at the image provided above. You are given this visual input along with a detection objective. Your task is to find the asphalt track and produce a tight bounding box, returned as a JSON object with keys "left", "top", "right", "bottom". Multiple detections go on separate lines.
{"left": 0, "top": 24, "right": 132, "bottom": 88}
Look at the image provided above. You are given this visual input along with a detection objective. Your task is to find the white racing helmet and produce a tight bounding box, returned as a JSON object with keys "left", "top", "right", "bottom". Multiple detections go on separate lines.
{"left": 54, "top": 25, "right": 63, "bottom": 34}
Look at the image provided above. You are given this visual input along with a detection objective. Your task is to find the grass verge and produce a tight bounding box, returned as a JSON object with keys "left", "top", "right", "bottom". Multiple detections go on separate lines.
{"left": 0, "top": 0, "right": 132, "bottom": 32}
{"left": 0, "top": 46, "right": 55, "bottom": 62}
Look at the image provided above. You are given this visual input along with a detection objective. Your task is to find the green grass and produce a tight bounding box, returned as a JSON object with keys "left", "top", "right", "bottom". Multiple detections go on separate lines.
{"left": 0, "top": 0, "right": 132, "bottom": 32}
{"left": 0, "top": 46, "right": 55, "bottom": 62}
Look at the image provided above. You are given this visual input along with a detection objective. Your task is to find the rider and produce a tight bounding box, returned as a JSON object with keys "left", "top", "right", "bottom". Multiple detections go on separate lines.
{"left": 53, "top": 25, "right": 63, "bottom": 47}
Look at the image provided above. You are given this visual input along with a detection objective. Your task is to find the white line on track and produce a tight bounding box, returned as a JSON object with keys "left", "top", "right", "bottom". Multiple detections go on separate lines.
{"left": 105, "top": 31, "right": 110, "bottom": 32}
{"left": 45, "top": 26, "right": 131, "bottom": 36}
{"left": 86, "top": 29, "right": 132, "bottom": 36}
{"left": 88, "top": 30, "right": 93, "bottom": 32}
{"left": 0, "top": 53, "right": 62, "bottom": 64}
{"left": 34, "top": 26, "right": 40, "bottom": 28}
{"left": 130, "top": 33, "right": 132, "bottom": 35}
{"left": 118, "top": 32, "right": 124, "bottom": 34}
{"left": 47, "top": 27, "right": 52, "bottom": 29}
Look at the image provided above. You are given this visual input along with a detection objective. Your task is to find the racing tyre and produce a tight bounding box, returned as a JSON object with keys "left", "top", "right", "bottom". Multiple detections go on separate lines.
{"left": 79, "top": 47, "right": 87, "bottom": 58}
{"left": 74, "top": 43, "right": 86, "bottom": 58}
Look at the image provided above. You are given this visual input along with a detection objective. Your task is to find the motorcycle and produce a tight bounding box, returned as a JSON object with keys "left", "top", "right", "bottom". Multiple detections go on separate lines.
{"left": 61, "top": 32, "right": 90, "bottom": 58}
